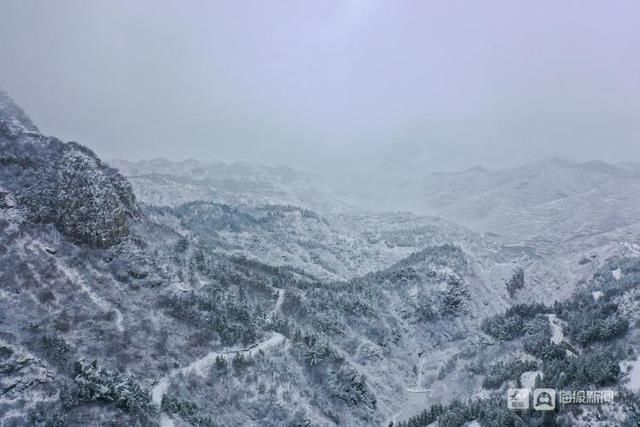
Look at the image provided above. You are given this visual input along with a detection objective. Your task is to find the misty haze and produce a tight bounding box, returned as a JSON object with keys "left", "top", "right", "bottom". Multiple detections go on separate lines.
{"left": 1, "top": 1, "right": 640, "bottom": 426}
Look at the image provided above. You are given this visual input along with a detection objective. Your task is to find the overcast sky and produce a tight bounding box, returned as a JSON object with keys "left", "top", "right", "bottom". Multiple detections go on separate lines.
{"left": 1, "top": 1, "right": 639, "bottom": 176}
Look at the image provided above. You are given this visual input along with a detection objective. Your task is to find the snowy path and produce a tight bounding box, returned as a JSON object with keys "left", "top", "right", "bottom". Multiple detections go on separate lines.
{"left": 152, "top": 332, "right": 285, "bottom": 425}
{"left": 152, "top": 289, "right": 286, "bottom": 426}
{"left": 31, "top": 239, "right": 123, "bottom": 329}
{"left": 57, "top": 262, "right": 124, "bottom": 332}
{"left": 389, "top": 389, "right": 431, "bottom": 425}
{"left": 388, "top": 355, "right": 431, "bottom": 425}
{"left": 151, "top": 332, "right": 286, "bottom": 406}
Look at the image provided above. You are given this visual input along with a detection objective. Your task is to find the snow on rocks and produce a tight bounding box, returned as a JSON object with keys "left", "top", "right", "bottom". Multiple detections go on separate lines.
{"left": 621, "top": 358, "right": 640, "bottom": 392}
{"left": 546, "top": 314, "right": 565, "bottom": 344}
{"left": 612, "top": 268, "right": 622, "bottom": 280}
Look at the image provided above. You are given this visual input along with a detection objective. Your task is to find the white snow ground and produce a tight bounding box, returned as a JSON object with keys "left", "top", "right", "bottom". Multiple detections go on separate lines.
{"left": 627, "top": 358, "right": 640, "bottom": 392}
{"left": 152, "top": 332, "right": 286, "bottom": 426}
{"left": 547, "top": 314, "right": 565, "bottom": 344}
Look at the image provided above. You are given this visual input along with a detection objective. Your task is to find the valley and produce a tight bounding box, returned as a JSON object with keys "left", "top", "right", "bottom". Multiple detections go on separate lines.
{"left": 1, "top": 90, "right": 640, "bottom": 425}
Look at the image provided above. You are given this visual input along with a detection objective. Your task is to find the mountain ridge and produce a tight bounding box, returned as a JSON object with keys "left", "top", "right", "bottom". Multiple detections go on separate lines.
{"left": 1, "top": 91, "right": 639, "bottom": 426}
{"left": 0, "top": 91, "right": 138, "bottom": 248}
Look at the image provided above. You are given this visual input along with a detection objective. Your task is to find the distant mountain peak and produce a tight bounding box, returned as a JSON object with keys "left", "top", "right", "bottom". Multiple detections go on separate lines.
{"left": 0, "top": 90, "right": 39, "bottom": 138}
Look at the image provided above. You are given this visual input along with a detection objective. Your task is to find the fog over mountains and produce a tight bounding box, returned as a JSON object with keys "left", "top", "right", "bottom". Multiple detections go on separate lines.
{"left": 346, "top": 158, "right": 640, "bottom": 247}
{"left": 2, "top": 90, "right": 640, "bottom": 426}
{"left": 2, "top": 1, "right": 639, "bottom": 425}
{"left": 115, "top": 155, "right": 640, "bottom": 250}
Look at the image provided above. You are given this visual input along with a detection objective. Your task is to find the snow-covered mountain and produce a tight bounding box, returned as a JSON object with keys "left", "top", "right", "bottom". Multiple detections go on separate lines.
{"left": 346, "top": 158, "right": 640, "bottom": 255}
{"left": 1, "top": 90, "right": 639, "bottom": 426}
{"left": 111, "top": 158, "right": 350, "bottom": 214}
{"left": 417, "top": 159, "right": 640, "bottom": 246}
{"left": 0, "top": 91, "right": 138, "bottom": 248}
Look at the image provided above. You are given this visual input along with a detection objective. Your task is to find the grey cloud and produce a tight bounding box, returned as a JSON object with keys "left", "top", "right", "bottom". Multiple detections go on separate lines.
{"left": 1, "top": 0, "right": 638, "bottom": 178}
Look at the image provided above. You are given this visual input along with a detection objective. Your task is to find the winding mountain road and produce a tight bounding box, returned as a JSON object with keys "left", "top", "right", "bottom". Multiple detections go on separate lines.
{"left": 152, "top": 288, "right": 287, "bottom": 426}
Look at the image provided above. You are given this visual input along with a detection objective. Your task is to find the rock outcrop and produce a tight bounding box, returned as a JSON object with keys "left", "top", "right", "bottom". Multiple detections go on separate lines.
{"left": 0, "top": 90, "right": 137, "bottom": 247}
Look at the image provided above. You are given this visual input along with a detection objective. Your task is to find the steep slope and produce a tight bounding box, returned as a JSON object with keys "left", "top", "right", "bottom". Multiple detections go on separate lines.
{"left": 396, "top": 256, "right": 640, "bottom": 426}
{"left": 0, "top": 91, "right": 138, "bottom": 248}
